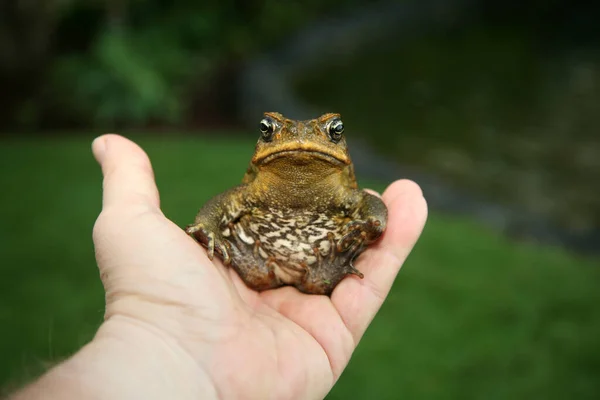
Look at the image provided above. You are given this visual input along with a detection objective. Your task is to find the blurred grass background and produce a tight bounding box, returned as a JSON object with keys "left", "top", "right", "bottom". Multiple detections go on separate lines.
{"left": 1, "top": 0, "right": 600, "bottom": 398}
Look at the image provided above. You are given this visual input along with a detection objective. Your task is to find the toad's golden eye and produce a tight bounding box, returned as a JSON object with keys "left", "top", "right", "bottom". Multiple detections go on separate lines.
{"left": 327, "top": 118, "right": 344, "bottom": 143}
{"left": 259, "top": 117, "right": 275, "bottom": 141}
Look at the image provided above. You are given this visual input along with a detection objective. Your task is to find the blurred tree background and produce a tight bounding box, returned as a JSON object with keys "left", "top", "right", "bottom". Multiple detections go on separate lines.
{"left": 1, "top": 0, "right": 369, "bottom": 130}
{"left": 1, "top": 0, "right": 599, "bottom": 398}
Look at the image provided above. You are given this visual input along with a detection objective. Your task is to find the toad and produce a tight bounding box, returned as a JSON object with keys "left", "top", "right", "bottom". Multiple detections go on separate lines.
{"left": 185, "top": 112, "right": 387, "bottom": 295}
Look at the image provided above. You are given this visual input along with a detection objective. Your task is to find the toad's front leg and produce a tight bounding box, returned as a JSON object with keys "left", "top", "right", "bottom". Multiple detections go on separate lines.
{"left": 338, "top": 190, "right": 388, "bottom": 253}
{"left": 185, "top": 186, "right": 247, "bottom": 264}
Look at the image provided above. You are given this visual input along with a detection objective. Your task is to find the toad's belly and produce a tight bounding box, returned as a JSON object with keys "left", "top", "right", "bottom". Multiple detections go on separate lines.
{"left": 217, "top": 207, "right": 368, "bottom": 295}
{"left": 221, "top": 208, "right": 347, "bottom": 271}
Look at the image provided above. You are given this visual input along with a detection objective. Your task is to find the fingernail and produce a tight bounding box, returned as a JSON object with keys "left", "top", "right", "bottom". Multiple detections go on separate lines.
{"left": 363, "top": 188, "right": 382, "bottom": 198}
{"left": 92, "top": 136, "right": 108, "bottom": 163}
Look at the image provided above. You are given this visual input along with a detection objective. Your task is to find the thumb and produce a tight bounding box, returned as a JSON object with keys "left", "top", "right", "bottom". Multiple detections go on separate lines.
{"left": 92, "top": 134, "right": 160, "bottom": 211}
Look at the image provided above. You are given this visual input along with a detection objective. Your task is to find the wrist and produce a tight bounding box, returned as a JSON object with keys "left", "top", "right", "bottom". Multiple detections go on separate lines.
{"left": 12, "top": 316, "right": 217, "bottom": 400}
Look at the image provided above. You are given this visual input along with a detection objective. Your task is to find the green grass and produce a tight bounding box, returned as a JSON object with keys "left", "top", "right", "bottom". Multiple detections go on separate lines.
{"left": 1, "top": 136, "right": 599, "bottom": 399}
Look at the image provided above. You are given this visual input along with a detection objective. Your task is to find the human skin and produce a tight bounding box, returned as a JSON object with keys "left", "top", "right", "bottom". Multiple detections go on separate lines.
{"left": 11, "top": 134, "right": 428, "bottom": 400}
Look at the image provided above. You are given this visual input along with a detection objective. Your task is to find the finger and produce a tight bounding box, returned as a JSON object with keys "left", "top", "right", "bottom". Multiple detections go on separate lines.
{"left": 331, "top": 179, "right": 428, "bottom": 343}
{"left": 92, "top": 134, "right": 160, "bottom": 211}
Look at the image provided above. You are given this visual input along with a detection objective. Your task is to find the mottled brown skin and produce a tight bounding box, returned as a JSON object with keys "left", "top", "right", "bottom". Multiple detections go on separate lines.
{"left": 185, "top": 112, "right": 388, "bottom": 295}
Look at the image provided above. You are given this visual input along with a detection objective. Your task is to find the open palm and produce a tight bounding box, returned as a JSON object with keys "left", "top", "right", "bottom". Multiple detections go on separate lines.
{"left": 91, "top": 134, "right": 427, "bottom": 399}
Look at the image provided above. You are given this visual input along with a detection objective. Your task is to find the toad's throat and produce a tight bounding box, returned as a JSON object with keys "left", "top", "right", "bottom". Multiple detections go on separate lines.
{"left": 254, "top": 149, "right": 349, "bottom": 166}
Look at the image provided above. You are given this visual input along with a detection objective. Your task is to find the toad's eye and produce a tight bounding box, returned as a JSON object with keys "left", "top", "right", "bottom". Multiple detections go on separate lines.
{"left": 259, "top": 117, "right": 275, "bottom": 141}
{"left": 327, "top": 118, "right": 344, "bottom": 143}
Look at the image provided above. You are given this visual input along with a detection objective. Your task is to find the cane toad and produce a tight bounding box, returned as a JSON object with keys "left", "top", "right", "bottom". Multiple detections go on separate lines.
{"left": 185, "top": 112, "right": 387, "bottom": 295}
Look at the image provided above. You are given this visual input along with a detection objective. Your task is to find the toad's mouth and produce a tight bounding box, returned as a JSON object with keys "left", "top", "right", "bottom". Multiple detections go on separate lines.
{"left": 253, "top": 143, "right": 350, "bottom": 165}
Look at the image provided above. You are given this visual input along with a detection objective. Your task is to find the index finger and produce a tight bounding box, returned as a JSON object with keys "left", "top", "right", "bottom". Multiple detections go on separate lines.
{"left": 331, "top": 179, "right": 428, "bottom": 343}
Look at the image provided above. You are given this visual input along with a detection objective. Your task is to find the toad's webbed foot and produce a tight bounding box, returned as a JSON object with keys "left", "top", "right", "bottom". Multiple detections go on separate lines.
{"left": 185, "top": 223, "right": 231, "bottom": 265}
{"left": 337, "top": 217, "right": 384, "bottom": 253}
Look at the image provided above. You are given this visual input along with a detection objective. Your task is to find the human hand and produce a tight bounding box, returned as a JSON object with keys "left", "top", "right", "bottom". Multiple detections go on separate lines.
{"left": 14, "top": 134, "right": 427, "bottom": 400}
